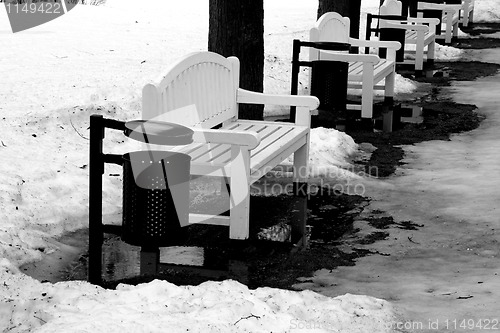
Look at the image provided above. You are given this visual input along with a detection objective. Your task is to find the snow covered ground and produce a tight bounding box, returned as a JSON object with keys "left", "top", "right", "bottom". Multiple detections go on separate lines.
{"left": 0, "top": 0, "right": 499, "bottom": 332}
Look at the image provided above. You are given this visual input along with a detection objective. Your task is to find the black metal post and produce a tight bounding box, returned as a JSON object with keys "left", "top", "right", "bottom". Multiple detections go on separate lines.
{"left": 88, "top": 115, "right": 105, "bottom": 285}
{"left": 366, "top": 14, "right": 374, "bottom": 55}
{"left": 290, "top": 39, "right": 301, "bottom": 121}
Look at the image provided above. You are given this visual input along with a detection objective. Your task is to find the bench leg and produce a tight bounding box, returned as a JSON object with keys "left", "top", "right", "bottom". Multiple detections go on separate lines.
{"left": 293, "top": 142, "right": 309, "bottom": 186}
{"left": 140, "top": 247, "right": 159, "bottom": 276}
{"left": 453, "top": 21, "right": 459, "bottom": 39}
{"left": 427, "top": 40, "right": 436, "bottom": 65}
{"left": 291, "top": 187, "right": 308, "bottom": 247}
{"left": 361, "top": 63, "right": 375, "bottom": 119}
{"left": 445, "top": 15, "right": 459, "bottom": 44}
{"left": 384, "top": 69, "right": 395, "bottom": 107}
{"left": 292, "top": 141, "right": 309, "bottom": 246}
{"left": 415, "top": 32, "right": 425, "bottom": 72}
{"left": 462, "top": 10, "right": 469, "bottom": 27}
{"left": 229, "top": 146, "right": 251, "bottom": 240}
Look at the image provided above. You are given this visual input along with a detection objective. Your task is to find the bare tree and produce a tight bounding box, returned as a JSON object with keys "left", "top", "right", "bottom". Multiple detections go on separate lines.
{"left": 208, "top": 0, "right": 264, "bottom": 120}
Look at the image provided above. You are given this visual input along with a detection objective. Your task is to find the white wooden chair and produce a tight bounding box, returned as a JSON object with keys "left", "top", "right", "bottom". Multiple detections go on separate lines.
{"left": 141, "top": 52, "right": 319, "bottom": 241}
{"left": 417, "top": 1, "right": 461, "bottom": 44}
{"left": 310, "top": 12, "right": 401, "bottom": 119}
{"left": 374, "top": 0, "right": 440, "bottom": 73}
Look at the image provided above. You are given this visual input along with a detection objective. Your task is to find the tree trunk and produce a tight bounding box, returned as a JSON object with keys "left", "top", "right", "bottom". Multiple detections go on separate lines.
{"left": 317, "top": 0, "right": 362, "bottom": 39}
{"left": 208, "top": 0, "right": 264, "bottom": 120}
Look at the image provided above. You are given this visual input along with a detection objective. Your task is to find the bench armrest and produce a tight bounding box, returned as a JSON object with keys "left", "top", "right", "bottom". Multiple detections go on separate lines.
{"left": 349, "top": 38, "right": 401, "bottom": 51}
{"left": 237, "top": 88, "right": 319, "bottom": 126}
{"left": 407, "top": 17, "right": 440, "bottom": 26}
{"left": 383, "top": 21, "right": 430, "bottom": 32}
{"left": 318, "top": 50, "right": 380, "bottom": 63}
{"left": 419, "top": 3, "right": 461, "bottom": 13}
{"left": 237, "top": 88, "right": 319, "bottom": 109}
{"left": 191, "top": 127, "right": 261, "bottom": 150}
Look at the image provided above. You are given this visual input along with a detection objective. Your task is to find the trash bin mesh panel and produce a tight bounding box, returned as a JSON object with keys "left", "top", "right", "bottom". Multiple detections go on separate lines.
{"left": 310, "top": 60, "right": 348, "bottom": 112}
{"left": 122, "top": 151, "right": 190, "bottom": 247}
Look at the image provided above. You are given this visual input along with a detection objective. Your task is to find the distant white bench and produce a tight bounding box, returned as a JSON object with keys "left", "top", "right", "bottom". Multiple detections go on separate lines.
{"left": 310, "top": 12, "right": 400, "bottom": 119}
{"left": 417, "top": 1, "right": 461, "bottom": 44}
{"left": 366, "top": 0, "right": 440, "bottom": 74}
{"left": 141, "top": 52, "right": 319, "bottom": 242}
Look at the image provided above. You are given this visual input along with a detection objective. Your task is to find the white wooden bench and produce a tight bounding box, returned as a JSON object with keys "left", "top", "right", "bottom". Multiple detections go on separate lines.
{"left": 417, "top": 1, "right": 461, "bottom": 44}
{"left": 141, "top": 52, "right": 319, "bottom": 241}
{"left": 375, "top": 0, "right": 440, "bottom": 73}
{"left": 310, "top": 12, "right": 401, "bottom": 119}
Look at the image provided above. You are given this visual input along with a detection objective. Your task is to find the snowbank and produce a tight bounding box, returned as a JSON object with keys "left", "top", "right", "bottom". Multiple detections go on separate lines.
{"left": 0, "top": 269, "right": 401, "bottom": 333}
{"left": 3, "top": 0, "right": 500, "bottom": 331}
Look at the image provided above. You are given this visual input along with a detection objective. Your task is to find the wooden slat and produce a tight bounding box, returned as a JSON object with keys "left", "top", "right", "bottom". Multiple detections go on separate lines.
{"left": 405, "top": 31, "right": 434, "bottom": 44}
{"left": 196, "top": 122, "right": 281, "bottom": 165}
{"left": 171, "top": 121, "right": 308, "bottom": 170}
{"left": 190, "top": 143, "right": 228, "bottom": 162}
{"left": 250, "top": 136, "right": 308, "bottom": 184}
{"left": 250, "top": 126, "right": 308, "bottom": 174}
{"left": 347, "top": 59, "right": 393, "bottom": 86}
{"left": 348, "top": 62, "right": 364, "bottom": 77}
{"left": 251, "top": 126, "right": 295, "bottom": 157}
{"left": 189, "top": 214, "right": 230, "bottom": 226}
{"left": 190, "top": 163, "right": 229, "bottom": 177}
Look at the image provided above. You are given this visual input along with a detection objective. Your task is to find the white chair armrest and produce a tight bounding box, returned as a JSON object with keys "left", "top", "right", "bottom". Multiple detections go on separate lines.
{"left": 349, "top": 38, "right": 401, "bottom": 51}
{"left": 237, "top": 88, "right": 320, "bottom": 109}
{"left": 419, "top": 3, "right": 461, "bottom": 14}
{"left": 191, "top": 127, "right": 261, "bottom": 150}
{"left": 407, "top": 17, "right": 440, "bottom": 26}
{"left": 318, "top": 50, "right": 380, "bottom": 64}
{"left": 383, "top": 21, "right": 430, "bottom": 32}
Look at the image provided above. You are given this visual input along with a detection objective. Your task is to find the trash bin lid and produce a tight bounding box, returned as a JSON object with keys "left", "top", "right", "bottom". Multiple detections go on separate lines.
{"left": 124, "top": 120, "right": 194, "bottom": 146}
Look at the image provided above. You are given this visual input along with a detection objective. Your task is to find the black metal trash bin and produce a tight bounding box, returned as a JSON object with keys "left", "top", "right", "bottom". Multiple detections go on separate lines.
{"left": 379, "top": 28, "right": 406, "bottom": 62}
{"left": 122, "top": 150, "right": 191, "bottom": 247}
{"left": 418, "top": 0, "right": 445, "bottom": 35}
{"left": 310, "top": 60, "right": 348, "bottom": 117}
{"left": 401, "top": 0, "right": 418, "bottom": 16}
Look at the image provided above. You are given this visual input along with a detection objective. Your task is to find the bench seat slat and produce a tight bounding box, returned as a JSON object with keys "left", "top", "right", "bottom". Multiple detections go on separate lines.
{"left": 250, "top": 125, "right": 308, "bottom": 175}
{"left": 347, "top": 59, "right": 393, "bottom": 84}
{"left": 191, "top": 144, "right": 230, "bottom": 163}
{"left": 172, "top": 120, "right": 308, "bottom": 183}
{"left": 405, "top": 31, "right": 435, "bottom": 45}
{"left": 250, "top": 126, "right": 295, "bottom": 158}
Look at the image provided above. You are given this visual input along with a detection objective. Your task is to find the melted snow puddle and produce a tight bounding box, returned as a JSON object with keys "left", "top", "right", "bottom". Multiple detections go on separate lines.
{"left": 20, "top": 228, "right": 238, "bottom": 284}
{"left": 294, "top": 65, "right": 500, "bottom": 332}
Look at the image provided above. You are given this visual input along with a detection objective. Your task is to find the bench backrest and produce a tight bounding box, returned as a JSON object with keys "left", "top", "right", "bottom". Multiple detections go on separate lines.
{"left": 142, "top": 52, "right": 240, "bottom": 128}
{"left": 381, "top": 0, "right": 403, "bottom": 18}
{"left": 309, "top": 12, "right": 350, "bottom": 62}
{"left": 311, "top": 12, "right": 350, "bottom": 43}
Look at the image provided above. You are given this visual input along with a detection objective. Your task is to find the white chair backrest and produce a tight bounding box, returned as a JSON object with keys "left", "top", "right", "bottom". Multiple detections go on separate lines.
{"left": 380, "top": 0, "right": 404, "bottom": 28}
{"left": 142, "top": 52, "right": 239, "bottom": 128}
{"left": 311, "top": 12, "right": 350, "bottom": 43}
{"left": 309, "top": 12, "right": 350, "bottom": 61}
{"left": 381, "top": 0, "right": 403, "bottom": 16}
